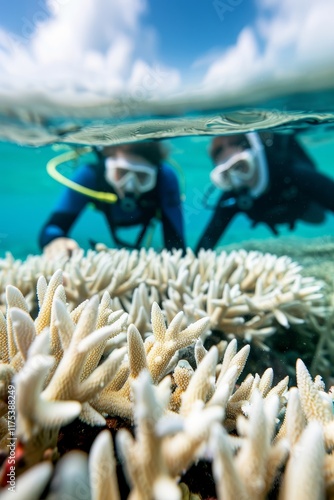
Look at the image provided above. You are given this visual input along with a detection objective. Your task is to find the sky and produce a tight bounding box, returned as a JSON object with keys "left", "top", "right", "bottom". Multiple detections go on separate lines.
{"left": 0, "top": 0, "right": 334, "bottom": 100}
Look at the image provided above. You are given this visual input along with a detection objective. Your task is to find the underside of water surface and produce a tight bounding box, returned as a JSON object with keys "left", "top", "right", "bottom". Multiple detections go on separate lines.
{"left": 1, "top": 67, "right": 334, "bottom": 146}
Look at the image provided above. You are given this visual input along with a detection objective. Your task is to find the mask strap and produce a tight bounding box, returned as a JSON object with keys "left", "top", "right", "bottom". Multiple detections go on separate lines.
{"left": 246, "top": 132, "right": 268, "bottom": 197}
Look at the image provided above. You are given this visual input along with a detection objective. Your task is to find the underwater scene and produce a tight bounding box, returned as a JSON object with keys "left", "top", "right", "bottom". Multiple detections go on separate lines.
{"left": 1, "top": 1, "right": 334, "bottom": 499}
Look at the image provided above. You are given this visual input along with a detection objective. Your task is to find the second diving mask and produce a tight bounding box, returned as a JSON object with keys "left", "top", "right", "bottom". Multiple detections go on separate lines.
{"left": 105, "top": 157, "right": 157, "bottom": 196}
{"left": 210, "top": 149, "right": 257, "bottom": 191}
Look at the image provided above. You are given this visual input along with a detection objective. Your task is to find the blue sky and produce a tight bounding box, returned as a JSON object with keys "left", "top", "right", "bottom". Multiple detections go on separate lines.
{"left": 144, "top": 1, "right": 258, "bottom": 67}
{"left": 0, "top": 0, "right": 333, "bottom": 100}
{"left": 1, "top": 0, "right": 257, "bottom": 60}
{"left": 0, "top": 0, "right": 258, "bottom": 71}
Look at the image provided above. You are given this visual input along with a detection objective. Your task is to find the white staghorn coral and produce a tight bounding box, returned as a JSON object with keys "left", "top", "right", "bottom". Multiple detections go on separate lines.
{"left": 0, "top": 272, "right": 130, "bottom": 469}
{"left": 92, "top": 303, "right": 211, "bottom": 420}
{"left": 41, "top": 295, "right": 127, "bottom": 423}
{"left": 0, "top": 248, "right": 326, "bottom": 351}
{"left": 0, "top": 262, "right": 333, "bottom": 499}
{"left": 89, "top": 430, "right": 120, "bottom": 500}
{"left": 279, "top": 421, "right": 325, "bottom": 500}
{"left": 14, "top": 352, "right": 82, "bottom": 466}
{"left": 0, "top": 462, "right": 53, "bottom": 500}
{"left": 116, "top": 371, "right": 181, "bottom": 500}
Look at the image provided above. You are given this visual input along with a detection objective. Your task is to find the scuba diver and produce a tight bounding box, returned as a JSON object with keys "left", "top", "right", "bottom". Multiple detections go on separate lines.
{"left": 195, "top": 131, "right": 334, "bottom": 252}
{"left": 39, "top": 141, "right": 186, "bottom": 258}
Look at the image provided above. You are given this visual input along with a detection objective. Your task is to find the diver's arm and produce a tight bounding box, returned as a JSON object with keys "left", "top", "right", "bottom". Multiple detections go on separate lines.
{"left": 39, "top": 164, "right": 98, "bottom": 250}
{"left": 283, "top": 135, "right": 334, "bottom": 210}
{"left": 158, "top": 165, "right": 186, "bottom": 251}
{"left": 39, "top": 213, "right": 78, "bottom": 248}
{"left": 195, "top": 200, "right": 237, "bottom": 253}
{"left": 293, "top": 163, "right": 334, "bottom": 212}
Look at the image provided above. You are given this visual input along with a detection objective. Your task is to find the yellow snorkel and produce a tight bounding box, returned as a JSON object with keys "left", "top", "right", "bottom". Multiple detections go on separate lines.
{"left": 46, "top": 145, "right": 186, "bottom": 249}
{"left": 46, "top": 145, "right": 186, "bottom": 204}
{"left": 46, "top": 146, "right": 118, "bottom": 203}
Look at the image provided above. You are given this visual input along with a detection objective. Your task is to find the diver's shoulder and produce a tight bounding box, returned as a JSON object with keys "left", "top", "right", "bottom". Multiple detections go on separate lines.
{"left": 73, "top": 162, "right": 99, "bottom": 185}
{"left": 159, "top": 162, "right": 178, "bottom": 180}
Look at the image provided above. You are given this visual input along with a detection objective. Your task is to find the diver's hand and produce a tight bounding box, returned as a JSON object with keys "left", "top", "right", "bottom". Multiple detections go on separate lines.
{"left": 43, "top": 237, "right": 79, "bottom": 260}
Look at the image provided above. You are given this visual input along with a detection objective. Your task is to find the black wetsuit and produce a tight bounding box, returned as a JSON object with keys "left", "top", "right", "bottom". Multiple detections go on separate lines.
{"left": 195, "top": 133, "right": 334, "bottom": 252}
{"left": 39, "top": 161, "right": 185, "bottom": 252}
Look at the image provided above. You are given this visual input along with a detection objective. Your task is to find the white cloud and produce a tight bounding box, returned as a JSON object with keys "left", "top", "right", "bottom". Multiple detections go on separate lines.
{"left": 1, "top": 0, "right": 333, "bottom": 109}
{"left": 0, "top": 0, "right": 181, "bottom": 99}
{"left": 202, "top": 0, "right": 334, "bottom": 91}
{"left": 203, "top": 28, "right": 261, "bottom": 88}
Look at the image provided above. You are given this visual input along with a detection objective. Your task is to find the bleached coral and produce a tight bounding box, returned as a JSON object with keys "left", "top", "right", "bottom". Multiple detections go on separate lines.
{"left": 3, "top": 350, "right": 333, "bottom": 499}
{"left": 0, "top": 247, "right": 326, "bottom": 351}
{"left": 0, "top": 271, "right": 212, "bottom": 467}
{"left": 0, "top": 273, "right": 130, "bottom": 468}
{"left": 0, "top": 264, "right": 333, "bottom": 499}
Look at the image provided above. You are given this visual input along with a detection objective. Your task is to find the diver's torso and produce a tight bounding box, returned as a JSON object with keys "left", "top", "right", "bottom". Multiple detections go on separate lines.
{"left": 221, "top": 134, "right": 317, "bottom": 230}
{"left": 243, "top": 182, "right": 311, "bottom": 228}
{"left": 105, "top": 195, "right": 157, "bottom": 227}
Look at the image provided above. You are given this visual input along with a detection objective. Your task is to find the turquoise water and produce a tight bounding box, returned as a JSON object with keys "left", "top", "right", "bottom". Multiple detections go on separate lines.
{"left": 1, "top": 127, "right": 334, "bottom": 260}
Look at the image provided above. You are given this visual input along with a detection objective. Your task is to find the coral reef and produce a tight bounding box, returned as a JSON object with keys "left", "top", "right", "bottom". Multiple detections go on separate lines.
{"left": 221, "top": 235, "right": 334, "bottom": 294}
{"left": 0, "top": 246, "right": 326, "bottom": 349}
{"left": 0, "top": 245, "right": 331, "bottom": 387}
{"left": 0, "top": 261, "right": 333, "bottom": 499}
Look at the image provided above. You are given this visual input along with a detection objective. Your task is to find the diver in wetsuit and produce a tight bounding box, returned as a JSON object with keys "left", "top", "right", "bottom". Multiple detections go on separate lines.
{"left": 195, "top": 132, "right": 334, "bottom": 252}
{"left": 40, "top": 141, "right": 185, "bottom": 258}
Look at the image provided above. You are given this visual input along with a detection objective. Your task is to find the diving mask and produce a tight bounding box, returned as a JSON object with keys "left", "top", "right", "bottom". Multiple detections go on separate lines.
{"left": 105, "top": 157, "right": 157, "bottom": 196}
{"left": 210, "top": 149, "right": 257, "bottom": 191}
